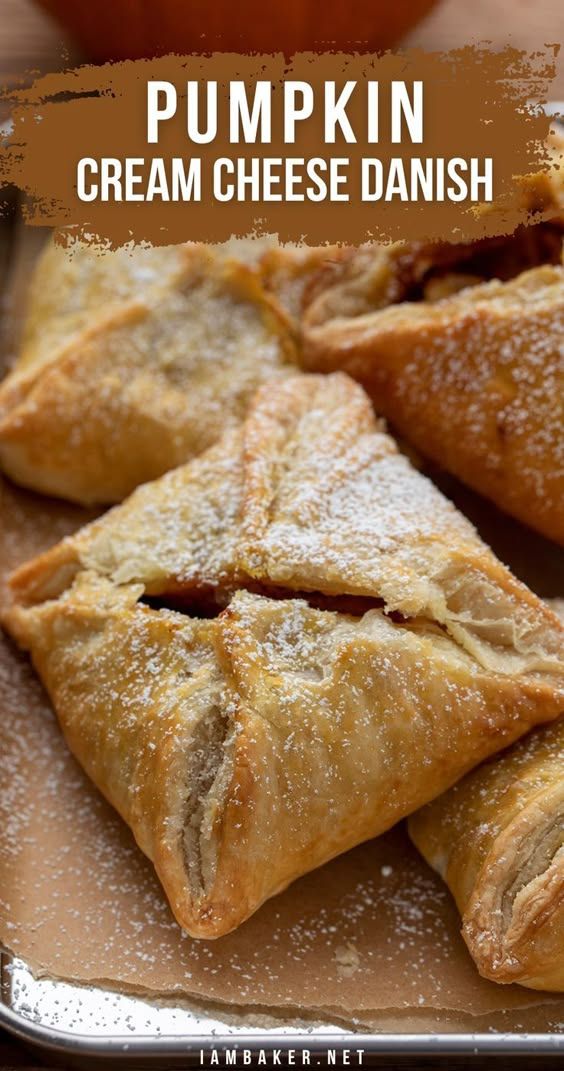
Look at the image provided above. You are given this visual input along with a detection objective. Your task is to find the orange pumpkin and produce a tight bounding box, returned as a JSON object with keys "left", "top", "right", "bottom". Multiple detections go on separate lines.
{"left": 35, "top": 0, "right": 440, "bottom": 60}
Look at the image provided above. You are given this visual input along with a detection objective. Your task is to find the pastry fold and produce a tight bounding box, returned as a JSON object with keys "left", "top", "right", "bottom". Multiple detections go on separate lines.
{"left": 10, "top": 375, "right": 563, "bottom": 672}
{"left": 4, "top": 374, "right": 564, "bottom": 938}
{"left": 0, "top": 242, "right": 296, "bottom": 505}
{"left": 301, "top": 223, "right": 564, "bottom": 544}
{"left": 409, "top": 716, "right": 564, "bottom": 992}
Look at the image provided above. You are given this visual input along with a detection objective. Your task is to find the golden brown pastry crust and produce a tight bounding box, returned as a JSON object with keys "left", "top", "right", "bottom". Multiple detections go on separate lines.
{"left": 409, "top": 597, "right": 564, "bottom": 993}
{"left": 302, "top": 227, "right": 564, "bottom": 545}
{"left": 15, "top": 240, "right": 188, "bottom": 375}
{"left": 409, "top": 716, "right": 564, "bottom": 992}
{"left": 259, "top": 245, "right": 343, "bottom": 325}
{"left": 4, "top": 375, "right": 564, "bottom": 938}
{"left": 0, "top": 242, "right": 297, "bottom": 505}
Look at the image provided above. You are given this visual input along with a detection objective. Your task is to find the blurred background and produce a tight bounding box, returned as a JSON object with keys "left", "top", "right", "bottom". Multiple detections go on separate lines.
{"left": 1, "top": 0, "right": 563, "bottom": 93}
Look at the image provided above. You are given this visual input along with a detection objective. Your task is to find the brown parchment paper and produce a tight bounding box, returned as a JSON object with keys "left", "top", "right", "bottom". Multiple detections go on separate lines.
{"left": 1, "top": 231, "right": 564, "bottom": 1034}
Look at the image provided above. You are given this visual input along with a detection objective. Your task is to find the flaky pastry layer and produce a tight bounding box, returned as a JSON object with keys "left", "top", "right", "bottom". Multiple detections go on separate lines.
{"left": 409, "top": 715, "right": 564, "bottom": 992}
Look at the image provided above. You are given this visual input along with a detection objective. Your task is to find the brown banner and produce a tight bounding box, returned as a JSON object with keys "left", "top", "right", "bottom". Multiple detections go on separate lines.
{"left": 0, "top": 47, "right": 560, "bottom": 247}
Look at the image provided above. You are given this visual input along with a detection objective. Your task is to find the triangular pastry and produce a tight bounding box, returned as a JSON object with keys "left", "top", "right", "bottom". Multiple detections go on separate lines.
{"left": 4, "top": 375, "right": 563, "bottom": 938}
{"left": 0, "top": 242, "right": 296, "bottom": 505}
{"left": 302, "top": 220, "right": 564, "bottom": 544}
{"left": 409, "top": 602, "right": 564, "bottom": 993}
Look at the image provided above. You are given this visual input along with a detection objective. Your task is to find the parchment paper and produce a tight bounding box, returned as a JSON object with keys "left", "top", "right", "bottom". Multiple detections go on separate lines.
{"left": 1, "top": 230, "right": 564, "bottom": 1034}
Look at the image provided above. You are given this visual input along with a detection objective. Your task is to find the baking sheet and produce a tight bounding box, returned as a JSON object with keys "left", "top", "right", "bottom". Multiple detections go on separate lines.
{"left": 1, "top": 230, "right": 564, "bottom": 1036}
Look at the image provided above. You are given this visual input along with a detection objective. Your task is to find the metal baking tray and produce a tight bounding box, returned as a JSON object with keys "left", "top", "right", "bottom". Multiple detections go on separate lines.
{"left": 2, "top": 948, "right": 564, "bottom": 1066}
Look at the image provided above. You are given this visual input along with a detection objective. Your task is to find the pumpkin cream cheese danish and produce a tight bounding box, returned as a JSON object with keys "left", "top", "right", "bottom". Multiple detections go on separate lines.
{"left": 409, "top": 602, "right": 564, "bottom": 993}
{"left": 0, "top": 241, "right": 296, "bottom": 505}
{"left": 409, "top": 717, "right": 564, "bottom": 992}
{"left": 301, "top": 221, "right": 564, "bottom": 544}
{"left": 4, "top": 375, "right": 564, "bottom": 938}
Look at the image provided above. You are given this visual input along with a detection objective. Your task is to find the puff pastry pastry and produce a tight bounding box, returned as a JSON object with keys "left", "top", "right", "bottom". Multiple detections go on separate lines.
{"left": 409, "top": 714, "right": 564, "bottom": 992}
{"left": 4, "top": 375, "right": 564, "bottom": 938}
{"left": 302, "top": 221, "right": 564, "bottom": 544}
{"left": 409, "top": 600, "right": 564, "bottom": 992}
{"left": 0, "top": 242, "right": 296, "bottom": 505}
